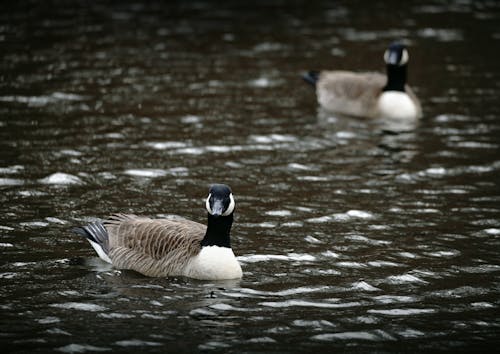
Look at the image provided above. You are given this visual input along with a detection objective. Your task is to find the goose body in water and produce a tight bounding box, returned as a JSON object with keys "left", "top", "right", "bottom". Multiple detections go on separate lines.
{"left": 303, "top": 42, "right": 422, "bottom": 120}
{"left": 72, "top": 184, "right": 242, "bottom": 280}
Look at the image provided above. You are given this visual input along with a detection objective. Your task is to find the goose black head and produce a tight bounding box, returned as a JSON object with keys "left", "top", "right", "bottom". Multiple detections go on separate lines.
{"left": 384, "top": 42, "right": 409, "bottom": 66}
{"left": 205, "top": 184, "right": 235, "bottom": 218}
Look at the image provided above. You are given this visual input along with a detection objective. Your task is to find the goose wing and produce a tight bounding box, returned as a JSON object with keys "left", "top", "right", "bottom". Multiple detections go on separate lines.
{"left": 317, "top": 71, "right": 386, "bottom": 118}
{"left": 103, "top": 214, "right": 206, "bottom": 277}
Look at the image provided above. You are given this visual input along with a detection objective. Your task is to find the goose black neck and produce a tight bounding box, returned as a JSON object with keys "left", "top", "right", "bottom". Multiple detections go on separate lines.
{"left": 201, "top": 213, "right": 233, "bottom": 248}
{"left": 383, "top": 64, "right": 407, "bottom": 92}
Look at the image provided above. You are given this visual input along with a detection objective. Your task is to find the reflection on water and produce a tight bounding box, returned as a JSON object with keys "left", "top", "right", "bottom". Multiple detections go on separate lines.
{"left": 1, "top": 0, "right": 500, "bottom": 352}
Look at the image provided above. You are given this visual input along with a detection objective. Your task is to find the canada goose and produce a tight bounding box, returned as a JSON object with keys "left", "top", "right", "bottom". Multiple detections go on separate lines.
{"left": 303, "top": 42, "right": 422, "bottom": 120}
{"left": 72, "top": 184, "right": 242, "bottom": 280}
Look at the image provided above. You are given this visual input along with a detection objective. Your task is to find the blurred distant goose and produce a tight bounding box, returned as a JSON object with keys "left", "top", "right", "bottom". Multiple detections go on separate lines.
{"left": 303, "top": 42, "right": 422, "bottom": 120}
{"left": 72, "top": 184, "right": 242, "bottom": 280}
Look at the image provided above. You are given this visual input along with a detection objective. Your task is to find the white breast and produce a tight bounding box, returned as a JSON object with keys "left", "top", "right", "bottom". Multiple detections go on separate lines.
{"left": 184, "top": 246, "right": 243, "bottom": 280}
{"left": 377, "top": 91, "right": 418, "bottom": 120}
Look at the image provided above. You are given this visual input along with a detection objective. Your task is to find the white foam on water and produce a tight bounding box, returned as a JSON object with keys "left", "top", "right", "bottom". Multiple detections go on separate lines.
{"left": 57, "top": 344, "right": 111, "bottom": 353}
{"left": 246, "top": 337, "right": 277, "bottom": 343}
{"left": 145, "top": 141, "right": 188, "bottom": 150}
{"left": 351, "top": 281, "right": 381, "bottom": 292}
{"left": 281, "top": 221, "right": 304, "bottom": 227}
{"left": 367, "top": 261, "right": 403, "bottom": 268}
{"left": 174, "top": 147, "right": 204, "bottom": 155}
{"left": 457, "top": 264, "right": 500, "bottom": 274}
{"left": 345, "top": 234, "right": 391, "bottom": 245}
{"left": 20, "top": 221, "right": 49, "bottom": 227}
{"left": 308, "top": 211, "right": 374, "bottom": 223}
{"left": 175, "top": 144, "right": 271, "bottom": 155}
{"left": 265, "top": 210, "right": 292, "bottom": 217}
{"left": 425, "top": 250, "right": 460, "bottom": 258}
{"left": 45, "top": 217, "right": 67, "bottom": 224}
{"left": 37, "top": 316, "right": 60, "bottom": 324}
{"left": 368, "top": 308, "right": 435, "bottom": 316}
{"left": 237, "top": 253, "right": 316, "bottom": 263}
{"left": 311, "top": 331, "right": 388, "bottom": 341}
{"left": 346, "top": 210, "right": 374, "bottom": 219}
{"left": 51, "top": 92, "right": 86, "bottom": 101}
{"left": 417, "top": 28, "right": 464, "bottom": 41}
{"left": 426, "top": 167, "right": 447, "bottom": 175}
{"left": 12, "top": 262, "right": 36, "bottom": 267}
{"left": 306, "top": 215, "right": 332, "bottom": 223}
{"left": 98, "top": 313, "right": 135, "bottom": 319}
{"left": 249, "top": 77, "right": 281, "bottom": 88}
{"left": 60, "top": 149, "right": 82, "bottom": 157}
{"left": 209, "top": 303, "right": 249, "bottom": 311}
{"left": 124, "top": 169, "right": 168, "bottom": 177}
{"left": 397, "top": 328, "right": 426, "bottom": 338}
{"left": 18, "top": 190, "right": 47, "bottom": 197}
{"left": 292, "top": 319, "right": 336, "bottom": 328}
{"left": 260, "top": 299, "right": 361, "bottom": 309}
{"left": 0, "top": 273, "right": 17, "bottom": 279}
{"left": 198, "top": 341, "right": 230, "bottom": 350}
{"left": 0, "top": 92, "right": 85, "bottom": 107}
{"left": 0, "top": 178, "right": 24, "bottom": 186}
{"left": 335, "top": 261, "right": 367, "bottom": 268}
{"left": 189, "top": 308, "right": 217, "bottom": 317}
{"left": 298, "top": 176, "right": 330, "bottom": 182}
{"left": 181, "top": 115, "right": 203, "bottom": 124}
{"left": 398, "top": 252, "right": 419, "bottom": 259}
{"left": 454, "top": 141, "right": 499, "bottom": 149}
{"left": 47, "top": 328, "right": 71, "bottom": 336}
{"left": 237, "top": 286, "right": 330, "bottom": 297}
{"left": 168, "top": 167, "right": 189, "bottom": 176}
{"left": 140, "top": 313, "right": 166, "bottom": 320}
{"left": 257, "top": 222, "right": 277, "bottom": 228}
{"left": 249, "top": 134, "right": 298, "bottom": 144}
{"left": 336, "top": 131, "right": 357, "bottom": 139}
{"left": 471, "top": 302, "right": 494, "bottom": 308}
{"left": 105, "top": 133, "right": 124, "bottom": 139}
{"left": 253, "top": 42, "right": 285, "bottom": 52}
{"left": 0, "top": 243, "right": 14, "bottom": 247}
{"left": 288, "top": 163, "right": 315, "bottom": 171}
{"left": 415, "top": 208, "right": 440, "bottom": 213}
{"left": 50, "top": 302, "right": 107, "bottom": 312}
{"left": 386, "top": 274, "right": 429, "bottom": 284}
{"left": 484, "top": 228, "right": 500, "bottom": 235}
{"left": 40, "top": 173, "right": 83, "bottom": 185}
{"left": 304, "top": 235, "right": 322, "bottom": 244}
{"left": 0, "top": 165, "right": 24, "bottom": 174}
{"left": 321, "top": 251, "right": 341, "bottom": 258}
{"left": 115, "top": 340, "right": 162, "bottom": 347}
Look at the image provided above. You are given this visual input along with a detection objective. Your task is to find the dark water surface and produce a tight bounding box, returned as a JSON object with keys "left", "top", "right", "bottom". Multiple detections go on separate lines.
{"left": 1, "top": 1, "right": 500, "bottom": 352}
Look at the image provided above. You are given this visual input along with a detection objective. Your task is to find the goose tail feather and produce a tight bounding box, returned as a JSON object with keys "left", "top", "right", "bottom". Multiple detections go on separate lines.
{"left": 72, "top": 221, "right": 112, "bottom": 263}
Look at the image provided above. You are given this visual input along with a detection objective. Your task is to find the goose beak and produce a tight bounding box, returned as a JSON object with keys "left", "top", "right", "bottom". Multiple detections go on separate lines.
{"left": 387, "top": 51, "right": 399, "bottom": 65}
{"left": 211, "top": 199, "right": 225, "bottom": 217}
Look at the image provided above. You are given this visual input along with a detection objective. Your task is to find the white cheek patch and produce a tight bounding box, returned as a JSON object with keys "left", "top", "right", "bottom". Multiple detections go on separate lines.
{"left": 222, "top": 193, "right": 235, "bottom": 216}
{"left": 205, "top": 193, "right": 212, "bottom": 214}
{"left": 400, "top": 49, "right": 409, "bottom": 65}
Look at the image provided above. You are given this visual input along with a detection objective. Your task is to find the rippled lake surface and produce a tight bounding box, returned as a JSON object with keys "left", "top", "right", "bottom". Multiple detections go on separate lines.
{"left": 1, "top": 1, "right": 500, "bottom": 352}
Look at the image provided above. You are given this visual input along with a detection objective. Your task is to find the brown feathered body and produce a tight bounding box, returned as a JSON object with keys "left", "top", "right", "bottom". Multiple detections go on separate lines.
{"left": 316, "top": 71, "right": 421, "bottom": 119}
{"left": 103, "top": 214, "right": 205, "bottom": 277}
